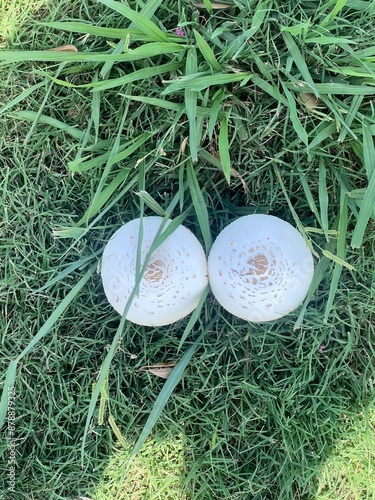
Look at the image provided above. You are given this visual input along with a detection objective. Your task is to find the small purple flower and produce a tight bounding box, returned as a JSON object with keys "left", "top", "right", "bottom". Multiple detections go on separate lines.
{"left": 318, "top": 344, "right": 326, "bottom": 354}
{"left": 175, "top": 27, "right": 185, "bottom": 37}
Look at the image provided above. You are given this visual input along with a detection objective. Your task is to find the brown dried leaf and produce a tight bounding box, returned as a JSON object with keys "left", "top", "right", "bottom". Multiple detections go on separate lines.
{"left": 298, "top": 92, "right": 320, "bottom": 110}
{"left": 49, "top": 44, "right": 78, "bottom": 52}
{"left": 137, "top": 363, "right": 175, "bottom": 379}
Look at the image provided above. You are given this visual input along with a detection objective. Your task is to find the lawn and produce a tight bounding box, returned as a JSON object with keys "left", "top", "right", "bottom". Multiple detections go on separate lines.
{"left": 1, "top": 0, "right": 375, "bottom": 498}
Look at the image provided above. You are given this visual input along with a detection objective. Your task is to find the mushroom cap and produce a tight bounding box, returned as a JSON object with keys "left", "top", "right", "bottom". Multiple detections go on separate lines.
{"left": 208, "top": 215, "right": 314, "bottom": 322}
{"left": 101, "top": 216, "right": 208, "bottom": 326}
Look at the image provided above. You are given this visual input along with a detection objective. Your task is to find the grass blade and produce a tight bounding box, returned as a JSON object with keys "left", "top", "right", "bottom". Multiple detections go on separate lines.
{"left": 298, "top": 173, "right": 323, "bottom": 228}
{"left": 12, "top": 110, "right": 93, "bottom": 141}
{"left": 33, "top": 253, "right": 100, "bottom": 292}
{"left": 318, "top": 158, "right": 330, "bottom": 241}
{"left": 0, "top": 362, "right": 18, "bottom": 430}
{"left": 99, "top": 0, "right": 165, "bottom": 78}
{"left": 81, "top": 215, "right": 188, "bottom": 463}
{"left": 281, "top": 81, "right": 308, "bottom": 145}
{"left": 208, "top": 89, "right": 225, "bottom": 139}
{"left": 129, "top": 334, "right": 203, "bottom": 461}
{"left": 185, "top": 48, "right": 199, "bottom": 162}
{"left": 282, "top": 31, "right": 319, "bottom": 96}
{"left": 321, "top": 0, "right": 349, "bottom": 26}
{"left": 291, "top": 82, "right": 375, "bottom": 95}
{"left": 178, "top": 285, "right": 210, "bottom": 351}
{"left": 97, "top": 0, "right": 169, "bottom": 42}
{"left": 362, "top": 121, "right": 375, "bottom": 178}
{"left": 218, "top": 113, "right": 231, "bottom": 183}
{"left": 94, "top": 61, "right": 183, "bottom": 92}
{"left": 251, "top": 74, "right": 287, "bottom": 104}
{"left": 135, "top": 191, "right": 168, "bottom": 216}
{"left": 350, "top": 169, "right": 375, "bottom": 247}
{"left": 43, "top": 22, "right": 153, "bottom": 41}
{"left": 187, "top": 162, "right": 213, "bottom": 253}
{"left": 0, "top": 43, "right": 184, "bottom": 65}
{"left": 0, "top": 82, "right": 44, "bottom": 116}
{"left": 193, "top": 29, "right": 222, "bottom": 71}
{"left": 324, "top": 190, "right": 350, "bottom": 321}
{"left": 69, "top": 132, "right": 153, "bottom": 173}
{"left": 294, "top": 245, "right": 334, "bottom": 329}
{"left": 338, "top": 95, "right": 363, "bottom": 142}
{"left": 163, "top": 72, "right": 251, "bottom": 94}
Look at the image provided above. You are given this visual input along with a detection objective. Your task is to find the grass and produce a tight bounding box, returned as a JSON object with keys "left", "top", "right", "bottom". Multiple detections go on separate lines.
{"left": 1, "top": 0, "right": 375, "bottom": 498}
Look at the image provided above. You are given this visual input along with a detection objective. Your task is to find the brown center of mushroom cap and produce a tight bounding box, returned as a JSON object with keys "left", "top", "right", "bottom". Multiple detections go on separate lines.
{"left": 235, "top": 248, "right": 279, "bottom": 286}
{"left": 247, "top": 252, "right": 268, "bottom": 275}
{"left": 144, "top": 259, "right": 165, "bottom": 283}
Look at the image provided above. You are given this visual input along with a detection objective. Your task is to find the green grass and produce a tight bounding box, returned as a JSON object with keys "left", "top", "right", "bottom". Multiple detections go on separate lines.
{"left": 1, "top": 0, "right": 375, "bottom": 498}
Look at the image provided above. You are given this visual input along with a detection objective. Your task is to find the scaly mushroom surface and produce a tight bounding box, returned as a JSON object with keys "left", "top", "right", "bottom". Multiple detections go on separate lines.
{"left": 101, "top": 217, "right": 208, "bottom": 326}
{"left": 208, "top": 215, "right": 314, "bottom": 322}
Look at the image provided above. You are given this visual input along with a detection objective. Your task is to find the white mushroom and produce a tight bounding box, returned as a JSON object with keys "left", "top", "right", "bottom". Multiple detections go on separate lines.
{"left": 208, "top": 215, "right": 314, "bottom": 322}
{"left": 101, "top": 216, "right": 208, "bottom": 326}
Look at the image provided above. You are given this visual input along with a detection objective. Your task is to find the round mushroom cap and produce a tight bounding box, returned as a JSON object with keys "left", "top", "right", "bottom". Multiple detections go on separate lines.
{"left": 208, "top": 215, "right": 314, "bottom": 322}
{"left": 101, "top": 217, "right": 208, "bottom": 326}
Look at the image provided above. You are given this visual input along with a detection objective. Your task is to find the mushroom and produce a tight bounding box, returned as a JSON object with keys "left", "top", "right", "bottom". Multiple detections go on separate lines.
{"left": 101, "top": 216, "right": 208, "bottom": 326}
{"left": 207, "top": 215, "right": 314, "bottom": 322}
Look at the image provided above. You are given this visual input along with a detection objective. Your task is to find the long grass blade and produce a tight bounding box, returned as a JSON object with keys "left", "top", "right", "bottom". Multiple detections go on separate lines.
{"left": 43, "top": 22, "right": 154, "bottom": 41}
{"left": 162, "top": 72, "right": 251, "bottom": 94}
{"left": 193, "top": 29, "right": 222, "bottom": 71}
{"left": 0, "top": 43, "right": 183, "bottom": 65}
{"left": 251, "top": 74, "right": 287, "bottom": 104}
{"left": 94, "top": 61, "right": 183, "bottom": 92}
{"left": 362, "top": 121, "right": 375, "bottom": 178}
{"left": 338, "top": 95, "right": 363, "bottom": 142}
{"left": 69, "top": 132, "right": 153, "bottom": 173}
{"left": 281, "top": 81, "right": 308, "bottom": 145}
{"left": 318, "top": 158, "right": 329, "bottom": 241}
{"left": 0, "top": 82, "right": 44, "bottom": 116}
{"left": 99, "top": 0, "right": 165, "bottom": 78}
{"left": 185, "top": 48, "right": 199, "bottom": 162}
{"left": 218, "top": 113, "right": 231, "bottom": 183}
{"left": 291, "top": 82, "right": 375, "bottom": 95}
{"left": 97, "top": 0, "right": 169, "bottom": 42}
{"left": 81, "top": 215, "right": 189, "bottom": 463}
{"left": 324, "top": 190, "right": 349, "bottom": 321}
{"left": 282, "top": 31, "right": 319, "bottom": 96}
{"left": 12, "top": 110, "right": 93, "bottom": 141}
{"left": 178, "top": 286, "right": 210, "bottom": 351}
{"left": 187, "top": 162, "right": 213, "bottom": 253}
{"left": 129, "top": 333, "right": 203, "bottom": 461}
{"left": 350, "top": 169, "right": 375, "bottom": 247}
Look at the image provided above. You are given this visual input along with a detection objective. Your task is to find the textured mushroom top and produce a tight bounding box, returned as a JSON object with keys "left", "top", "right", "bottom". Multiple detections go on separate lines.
{"left": 101, "top": 217, "right": 208, "bottom": 326}
{"left": 208, "top": 215, "right": 314, "bottom": 322}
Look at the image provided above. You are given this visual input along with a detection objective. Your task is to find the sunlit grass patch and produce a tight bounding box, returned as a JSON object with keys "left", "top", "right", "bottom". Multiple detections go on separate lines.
{"left": 317, "top": 406, "right": 375, "bottom": 500}
{"left": 0, "top": 0, "right": 50, "bottom": 47}
{"left": 93, "top": 434, "right": 187, "bottom": 500}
